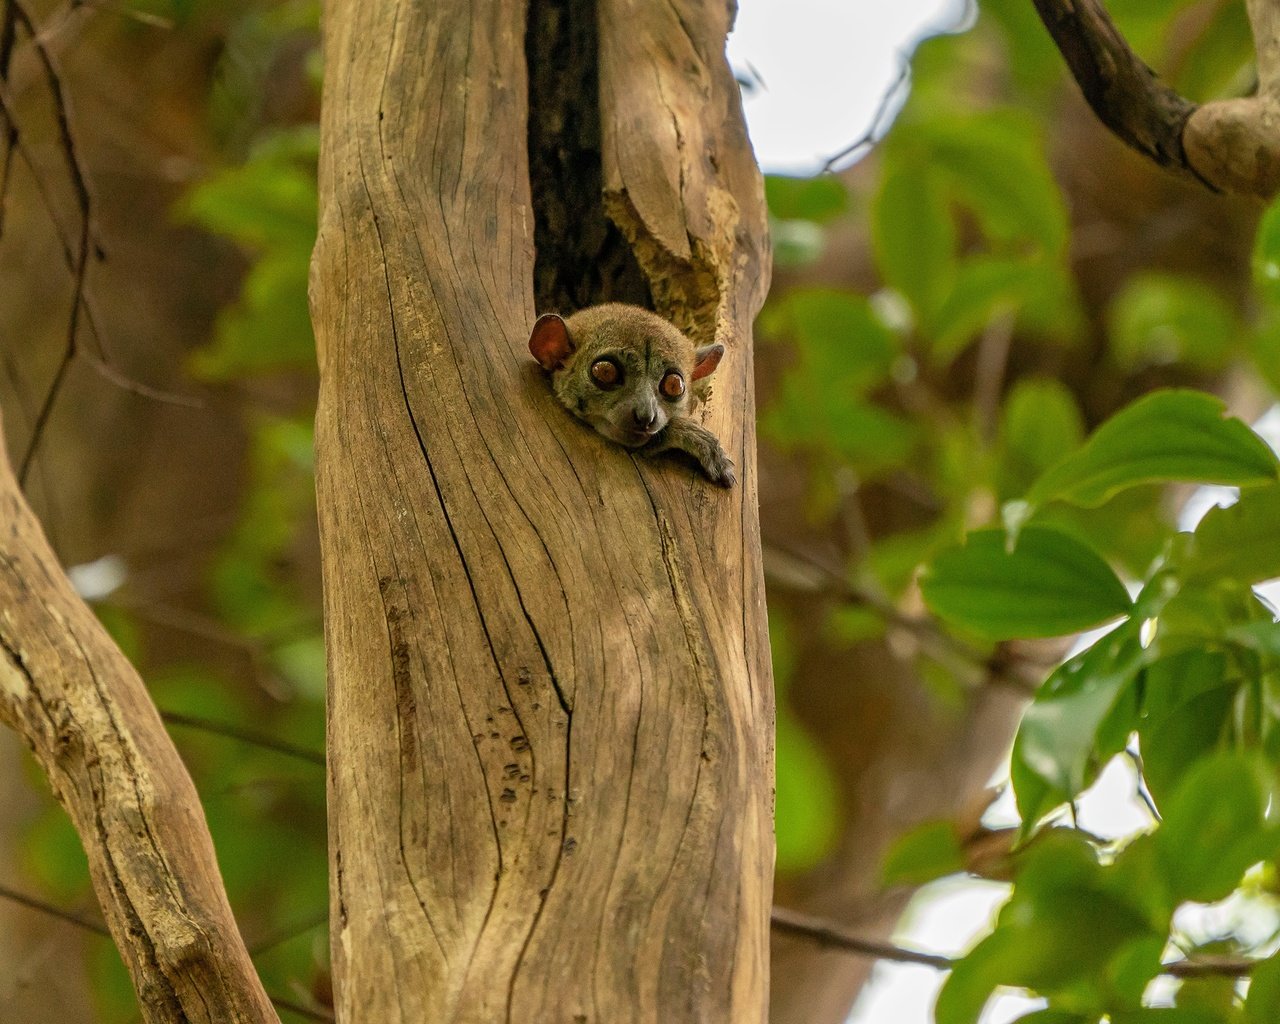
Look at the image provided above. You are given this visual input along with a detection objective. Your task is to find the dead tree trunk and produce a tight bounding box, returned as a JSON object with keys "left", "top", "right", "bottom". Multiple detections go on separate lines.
{"left": 310, "top": 0, "right": 772, "bottom": 1021}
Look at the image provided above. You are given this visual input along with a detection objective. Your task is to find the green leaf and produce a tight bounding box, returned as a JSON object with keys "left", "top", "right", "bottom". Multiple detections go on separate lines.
{"left": 760, "top": 289, "right": 915, "bottom": 472}
{"left": 934, "top": 927, "right": 1019, "bottom": 1024}
{"left": 1254, "top": 196, "right": 1280, "bottom": 304}
{"left": 1110, "top": 1010, "right": 1230, "bottom": 1024}
{"left": 1137, "top": 652, "right": 1234, "bottom": 809}
{"left": 938, "top": 832, "right": 1154, "bottom": 1024}
{"left": 1228, "top": 620, "right": 1280, "bottom": 658}
{"left": 1155, "top": 751, "right": 1278, "bottom": 904}
{"left": 1175, "top": 0, "right": 1254, "bottom": 101}
{"left": 764, "top": 174, "right": 848, "bottom": 224}
{"left": 780, "top": 288, "right": 898, "bottom": 386}
{"left": 918, "top": 111, "right": 1068, "bottom": 257}
{"left": 1032, "top": 485, "right": 1173, "bottom": 581}
{"left": 921, "top": 525, "right": 1132, "bottom": 640}
{"left": 1245, "top": 950, "right": 1280, "bottom": 1022}
{"left": 1174, "top": 973, "right": 1238, "bottom": 1016}
{"left": 881, "top": 820, "right": 966, "bottom": 887}
{"left": 997, "top": 378, "right": 1086, "bottom": 500}
{"left": 1024, "top": 390, "right": 1279, "bottom": 511}
{"left": 1183, "top": 484, "right": 1280, "bottom": 585}
{"left": 1108, "top": 273, "right": 1236, "bottom": 370}
{"left": 1012, "top": 624, "right": 1146, "bottom": 826}
{"left": 1250, "top": 315, "right": 1280, "bottom": 394}
{"left": 929, "top": 256, "right": 1079, "bottom": 364}
{"left": 872, "top": 163, "right": 955, "bottom": 321}
{"left": 775, "top": 709, "right": 841, "bottom": 873}
{"left": 980, "top": 0, "right": 1064, "bottom": 91}
{"left": 180, "top": 127, "right": 318, "bottom": 253}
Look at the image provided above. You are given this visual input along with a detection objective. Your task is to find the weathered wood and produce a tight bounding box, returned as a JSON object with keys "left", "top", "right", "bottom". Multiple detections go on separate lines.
{"left": 0, "top": 413, "right": 278, "bottom": 1024}
{"left": 311, "top": 0, "right": 772, "bottom": 1020}
{"left": 1031, "top": 0, "right": 1201, "bottom": 178}
{"left": 1034, "top": 0, "right": 1280, "bottom": 197}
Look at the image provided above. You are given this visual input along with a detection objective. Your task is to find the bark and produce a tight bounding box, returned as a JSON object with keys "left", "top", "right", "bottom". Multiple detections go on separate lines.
{"left": 0, "top": 414, "right": 277, "bottom": 1024}
{"left": 310, "top": 0, "right": 771, "bottom": 1022}
{"left": 1035, "top": 0, "right": 1280, "bottom": 197}
{"left": 1031, "top": 0, "right": 1201, "bottom": 179}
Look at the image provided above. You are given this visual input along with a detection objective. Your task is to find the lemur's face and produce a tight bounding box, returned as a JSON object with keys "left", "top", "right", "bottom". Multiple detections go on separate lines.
{"left": 529, "top": 304, "right": 723, "bottom": 449}
{"left": 559, "top": 334, "right": 692, "bottom": 447}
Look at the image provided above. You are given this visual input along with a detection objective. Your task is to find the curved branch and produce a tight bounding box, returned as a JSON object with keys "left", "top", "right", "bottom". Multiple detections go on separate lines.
{"left": 1033, "top": 0, "right": 1280, "bottom": 197}
{"left": 1031, "top": 0, "right": 1205, "bottom": 179}
{"left": 0, "top": 411, "right": 277, "bottom": 1024}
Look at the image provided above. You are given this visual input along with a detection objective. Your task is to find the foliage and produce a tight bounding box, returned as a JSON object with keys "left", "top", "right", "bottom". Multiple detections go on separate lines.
{"left": 757, "top": 1, "right": 1280, "bottom": 1021}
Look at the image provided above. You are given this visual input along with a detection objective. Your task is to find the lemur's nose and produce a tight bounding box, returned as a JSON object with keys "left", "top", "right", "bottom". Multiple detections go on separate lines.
{"left": 633, "top": 406, "right": 657, "bottom": 429}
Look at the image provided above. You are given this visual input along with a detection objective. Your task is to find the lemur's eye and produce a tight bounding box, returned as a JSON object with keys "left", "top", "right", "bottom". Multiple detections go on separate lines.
{"left": 590, "top": 358, "right": 622, "bottom": 389}
{"left": 659, "top": 372, "right": 685, "bottom": 399}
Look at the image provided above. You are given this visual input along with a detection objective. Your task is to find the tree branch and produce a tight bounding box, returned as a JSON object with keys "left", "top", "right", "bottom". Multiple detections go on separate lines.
{"left": 1031, "top": 0, "right": 1204, "bottom": 180}
{"left": 0, "top": 409, "right": 278, "bottom": 1024}
{"left": 770, "top": 905, "right": 1260, "bottom": 978}
{"left": 1033, "top": 0, "right": 1280, "bottom": 196}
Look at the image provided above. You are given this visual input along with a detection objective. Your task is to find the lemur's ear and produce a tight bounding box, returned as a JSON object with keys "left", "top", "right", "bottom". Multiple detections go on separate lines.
{"left": 529, "top": 314, "right": 574, "bottom": 370}
{"left": 691, "top": 343, "right": 724, "bottom": 381}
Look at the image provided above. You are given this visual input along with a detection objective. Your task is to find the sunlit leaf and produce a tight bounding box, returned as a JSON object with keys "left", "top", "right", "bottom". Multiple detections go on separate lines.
{"left": 1183, "top": 484, "right": 1280, "bottom": 585}
{"left": 1155, "top": 751, "right": 1279, "bottom": 904}
{"left": 921, "top": 526, "right": 1131, "bottom": 640}
{"left": 1024, "top": 390, "right": 1279, "bottom": 510}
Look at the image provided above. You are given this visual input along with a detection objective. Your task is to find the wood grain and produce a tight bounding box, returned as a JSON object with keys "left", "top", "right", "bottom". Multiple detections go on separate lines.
{"left": 0, "top": 412, "right": 278, "bottom": 1024}
{"left": 311, "top": 0, "right": 772, "bottom": 1020}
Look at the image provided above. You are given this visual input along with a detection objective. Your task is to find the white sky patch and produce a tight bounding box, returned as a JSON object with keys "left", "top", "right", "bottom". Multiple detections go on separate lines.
{"left": 728, "top": 0, "right": 968, "bottom": 175}
{"left": 67, "top": 554, "right": 127, "bottom": 601}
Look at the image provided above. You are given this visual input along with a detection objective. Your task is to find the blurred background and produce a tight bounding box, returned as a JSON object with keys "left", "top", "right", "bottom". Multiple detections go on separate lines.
{"left": 0, "top": 1, "right": 1274, "bottom": 1022}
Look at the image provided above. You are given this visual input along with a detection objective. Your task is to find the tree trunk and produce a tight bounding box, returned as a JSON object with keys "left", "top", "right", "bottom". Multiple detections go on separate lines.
{"left": 310, "top": 0, "right": 772, "bottom": 1022}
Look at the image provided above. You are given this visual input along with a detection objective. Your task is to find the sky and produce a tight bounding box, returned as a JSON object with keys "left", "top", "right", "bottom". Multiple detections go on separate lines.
{"left": 727, "top": 0, "right": 968, "bottom": 175}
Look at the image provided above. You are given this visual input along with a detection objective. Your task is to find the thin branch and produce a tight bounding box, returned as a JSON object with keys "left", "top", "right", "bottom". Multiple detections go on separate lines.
{"left": 0, "top": 884, "right": 330, "bottom": 1022}
{"left": 770, "top": 904, "right": 1260, "bottom": 978}
{"left": 971, "top": 312, "right": 1014, "bottom": 442}
{"left": 0, "top": 83, "right": 198, "bottom": 411}
{"left": 8, "top": 0, "right": 91, "bottom": 485}
{"left": 1030, "top": 0, "right": 1211, "bottom": 188}
{"left": 821, "top": 57, "right": 911, "bottom": 172}
{"left": 0, "top": 1, "right": 16, "bottom": 240}
{"left": 249, "top": 910, "right": 329, "bottom": 957}
{"left": 270, "top": 996, "right": 333, "bottom": 1024}
{"left": 160, "top": 710, "right": 326, "bottom": 767}
{"left": 0, "top": 880, "right": 110, "bottom": 935}
{"left": 761, "top": 539, "right": 1042, "bottom": 693}
{"left": 770, "top": 906, "right": 953, "bottom": 969}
